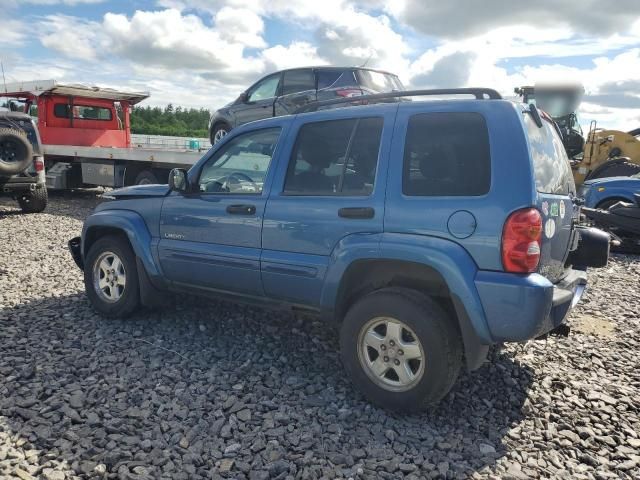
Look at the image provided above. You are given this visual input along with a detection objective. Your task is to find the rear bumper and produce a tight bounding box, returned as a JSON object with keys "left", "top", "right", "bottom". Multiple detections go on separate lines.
{"left": 475, "top": 268, "right": 587, "bottom": 343}
{"left": 1, "top": 176, "right": 43, "bottom": 194}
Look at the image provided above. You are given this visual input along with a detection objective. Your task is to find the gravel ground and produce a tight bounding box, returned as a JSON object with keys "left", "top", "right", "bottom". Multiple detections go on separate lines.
{"left": 0, "top": 192, "right": 639, "bottom": 480}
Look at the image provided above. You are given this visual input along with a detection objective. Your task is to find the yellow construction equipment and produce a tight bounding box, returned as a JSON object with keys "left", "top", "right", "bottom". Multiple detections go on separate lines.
{"left": 516, "top": 84, "right": 640, "bottom": 186}
{"left": 575, "top": 125, "right": 640, "bottom": 185}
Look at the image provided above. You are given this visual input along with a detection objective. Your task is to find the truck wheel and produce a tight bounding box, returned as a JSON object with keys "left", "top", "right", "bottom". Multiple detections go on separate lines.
{"left": 0, "top": 128, "right": 33, "bottom": 176}
{"left": 211, "top": 124, "right": 230, "bottom": 145}
{"left": 18, "top": 187, "right": 48, "bottom": 213}
{"left": 84, "top": 235, "right": 140, "bottom": 318}
{"left": 340, "top": 288, "right": 462, "bottom": 412}
{"left": 134, "top": 170, "right": 159, "bottom": 185}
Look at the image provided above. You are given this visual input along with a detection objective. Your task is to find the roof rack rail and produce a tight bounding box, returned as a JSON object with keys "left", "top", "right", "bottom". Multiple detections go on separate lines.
{"left": 295, "top": 87, "right": 502, "bottom": 114}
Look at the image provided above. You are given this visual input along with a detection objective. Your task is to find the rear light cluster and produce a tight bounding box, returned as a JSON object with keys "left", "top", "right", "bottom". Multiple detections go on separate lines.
{"left": 502, "top": 208, "right": 542, "bottom": 273}
{"left": 34, "top": 156, "right": 45, "bottom": 172}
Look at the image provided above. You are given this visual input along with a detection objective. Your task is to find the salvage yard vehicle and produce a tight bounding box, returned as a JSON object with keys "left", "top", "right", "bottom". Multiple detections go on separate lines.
{"left": 0, "top": 111, "right": 47, "bottom": 213}
{"left": 516, "top": 83, "right": 640, "bottom": 186}
{"left": 579, "top": 174, "right": 640, "bottom": 210}
{"left": 69, "top": 88, "right": 609, "bottom": 411}
{"left": 583, "top": 196, "right": 640, "bottom": 254}
{"left": 580, "top": 175, "right": 640, "bottom": 253}
{"left": 209, "top": 66, "right": 404, "bottom": 144}
{"left": 1, "top": 80, "right": 204, "bottom": 189}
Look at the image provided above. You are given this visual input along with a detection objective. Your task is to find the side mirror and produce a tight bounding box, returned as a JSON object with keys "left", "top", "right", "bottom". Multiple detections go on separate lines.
{"left": 239, "top": 92, "right": 248, "bottom": 103}
{"left": 169, "top": 168, "right": 189, "bottom": 193}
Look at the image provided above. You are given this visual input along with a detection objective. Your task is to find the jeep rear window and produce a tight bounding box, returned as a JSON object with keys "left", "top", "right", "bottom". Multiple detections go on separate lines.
{"left": 525, "top": 113, "right": 575, "bottom": 195}
{"left": 402, "top": 112, "right": 491, "bottom": 196}
{"left": 284, "top": 117, "right": 383, "bottom": 196}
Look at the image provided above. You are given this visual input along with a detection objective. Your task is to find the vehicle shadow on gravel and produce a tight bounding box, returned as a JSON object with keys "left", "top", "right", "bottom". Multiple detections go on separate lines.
{"left": 0, "top": 292, "right": 533, "bottom": 479}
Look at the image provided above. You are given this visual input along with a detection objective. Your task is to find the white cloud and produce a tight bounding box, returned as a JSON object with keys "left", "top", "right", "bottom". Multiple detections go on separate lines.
{"left": 39, "top": 15, "right": 102, "bottom": 60}
{"left": 261, "top": 42, "right": 327, "bottom": 71}
{"left": 391, "top": 0, "right": 640, "bottom": 39}
{"left": 0, "top": 18, "right": 27, "bottom": 46}
{"left": 9, "top": 0, "right": 639, "bottom": 130}
{"left": 214, "top": 6, "right": 266, "bottom": 49}
{"left": 16, "top": 0, "right": 104, "bottom": 4}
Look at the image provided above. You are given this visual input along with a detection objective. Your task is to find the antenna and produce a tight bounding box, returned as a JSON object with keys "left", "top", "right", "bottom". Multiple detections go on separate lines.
{"left": 1, "top": 61, "right": 7, "bottom": 94}
{"left": 360, "top": 52, "right": 373, "bottom": 68}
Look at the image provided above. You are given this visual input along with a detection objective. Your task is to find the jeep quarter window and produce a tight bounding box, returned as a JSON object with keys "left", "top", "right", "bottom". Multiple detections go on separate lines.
{"left": 283, "top": 117, "right": 383, "bottom": 195}
{"left": 403, "top": 112, "right": 491, "bottom": 196}
{"left": 198, "top": 128, "right": 280, "bottom": 194}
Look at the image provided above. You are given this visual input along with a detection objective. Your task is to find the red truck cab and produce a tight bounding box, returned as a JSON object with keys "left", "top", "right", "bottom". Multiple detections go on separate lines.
{"left": 1, "top": 80, "right": 148, "bottom": 148}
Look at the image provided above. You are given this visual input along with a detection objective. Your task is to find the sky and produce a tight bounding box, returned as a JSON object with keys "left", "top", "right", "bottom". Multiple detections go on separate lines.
{"left": 1, "top": 0, "right": 639, "bottom": 130}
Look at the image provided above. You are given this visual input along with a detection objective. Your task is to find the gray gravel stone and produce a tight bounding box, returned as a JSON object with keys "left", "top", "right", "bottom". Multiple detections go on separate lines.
{"left": 0, "top": 192, "right": 639, "bottom": 480}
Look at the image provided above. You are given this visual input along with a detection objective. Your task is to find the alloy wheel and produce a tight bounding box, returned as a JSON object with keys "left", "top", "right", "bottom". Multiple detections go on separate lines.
{"left": 93, "top": 251, "right": 127, "bottom": 303}
{"left": 357, "top": 316, "right": 425, "bottom": 392}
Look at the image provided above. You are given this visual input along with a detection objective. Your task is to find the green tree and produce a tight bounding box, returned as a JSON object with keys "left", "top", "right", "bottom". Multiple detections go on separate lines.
{"left": 130, "top": 104, "right": 211, "bottom": 138}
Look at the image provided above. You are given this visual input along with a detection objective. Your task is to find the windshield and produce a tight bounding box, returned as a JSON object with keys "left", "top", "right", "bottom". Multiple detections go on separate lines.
{"left": 0, "top": 97, "right": 36, "bottom": 116}
{"left": 357, "top": 70, "right": 404, "bottom": 92}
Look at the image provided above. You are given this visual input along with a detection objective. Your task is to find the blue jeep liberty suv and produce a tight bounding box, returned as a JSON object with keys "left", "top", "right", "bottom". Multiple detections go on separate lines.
{"left": 70, "top": 88, "right": 609, "bottom": 411}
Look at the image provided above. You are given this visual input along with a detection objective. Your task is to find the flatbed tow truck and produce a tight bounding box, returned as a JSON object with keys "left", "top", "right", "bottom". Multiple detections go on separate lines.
{"left": 1, "top": 80, "right": 207, "bottom": 188}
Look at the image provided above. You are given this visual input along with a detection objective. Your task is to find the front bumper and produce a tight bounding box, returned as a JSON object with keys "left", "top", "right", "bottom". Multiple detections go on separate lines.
{"left": 68, "top": 237, "right": 84, "bottom": 270}
{"left": 475, "top": 268, "right": 587, "bottom": 343}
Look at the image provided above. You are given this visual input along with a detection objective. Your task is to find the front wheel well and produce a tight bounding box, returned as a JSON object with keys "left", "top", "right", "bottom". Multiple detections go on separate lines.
{"left": 83, "top": 227, "right": 131, "bottom": 258}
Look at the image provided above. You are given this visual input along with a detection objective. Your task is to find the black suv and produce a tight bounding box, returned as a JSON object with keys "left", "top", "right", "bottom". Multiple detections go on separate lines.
{"left": 0, "top": 111, "right": 48, "bottom": 213}
{"left": 208, "top": 66, "right": 404, "bottom": 144}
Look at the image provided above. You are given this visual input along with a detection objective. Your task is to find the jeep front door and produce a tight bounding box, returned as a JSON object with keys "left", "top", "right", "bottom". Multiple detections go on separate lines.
{"left": 158, "top": 127, "right": 282, "bottom": 296}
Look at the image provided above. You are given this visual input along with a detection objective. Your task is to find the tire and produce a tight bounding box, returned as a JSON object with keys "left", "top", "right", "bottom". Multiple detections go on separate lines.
{"left": 18, "top": 187, "right": 48, "bottom": 213}
{"left": 585, "top": 159, "right": 640, "bottom": 181}
{"left": 84, "top": 235, "right": 140, "bottom": 318}
{"left": 210, "top": 124, "right": 230, "bottom": 145}
{"left": 0, "top": 128, "right": 33, "bottom": 176}
{"left": 134, "top": 170, "right": 159, "bottom": 185}
{"left": 339, "top": 287, "right": 462, "bottom": 412}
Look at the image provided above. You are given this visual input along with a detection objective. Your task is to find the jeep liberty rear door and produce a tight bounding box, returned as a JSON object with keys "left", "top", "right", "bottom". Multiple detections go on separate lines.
{"left": 261, "top": 107, "right": 396, "bottom": 306}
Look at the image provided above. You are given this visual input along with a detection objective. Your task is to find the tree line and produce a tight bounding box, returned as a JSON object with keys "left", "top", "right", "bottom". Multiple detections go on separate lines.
{"left": 130, "top": 104, "right": 211, "bottom": 138}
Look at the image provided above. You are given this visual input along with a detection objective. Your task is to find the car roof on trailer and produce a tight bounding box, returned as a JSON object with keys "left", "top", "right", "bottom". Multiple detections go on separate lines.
{"left": 1, "top": 80, "right": 149, "bottom": 105}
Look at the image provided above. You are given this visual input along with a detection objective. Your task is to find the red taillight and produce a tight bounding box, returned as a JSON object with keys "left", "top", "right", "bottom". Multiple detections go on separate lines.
{"left": 336, "top": 89, "right": 363, "bottom": 98}
{"left": 502, "top": 208, "right": 542, "bottom": 273}
{"left": 34, "top": 157, "right": 44, "bottom": 172}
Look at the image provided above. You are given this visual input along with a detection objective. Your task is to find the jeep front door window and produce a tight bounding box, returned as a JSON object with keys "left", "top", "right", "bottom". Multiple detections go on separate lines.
{"left": 198, "top": 128, "right": 280, "bottom": 194}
